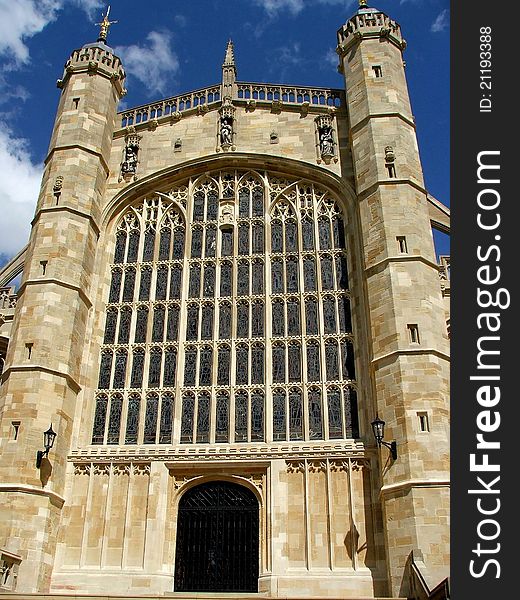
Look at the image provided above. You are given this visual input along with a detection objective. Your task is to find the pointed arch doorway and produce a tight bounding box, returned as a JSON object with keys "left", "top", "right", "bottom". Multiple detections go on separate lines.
{"left": 174, "top": 480, "right": 259, "bottom": 593}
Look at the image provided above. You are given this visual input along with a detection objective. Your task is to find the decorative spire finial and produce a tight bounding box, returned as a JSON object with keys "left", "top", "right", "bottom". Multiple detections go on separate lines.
{"left": 359, "top": 0, "right": 368, "bottom": 7}
{"left": 223, "top": 39, "right": 235, "bottom": 66}
{"left": 96, "top": 5, "right": 118, "bottom": 43}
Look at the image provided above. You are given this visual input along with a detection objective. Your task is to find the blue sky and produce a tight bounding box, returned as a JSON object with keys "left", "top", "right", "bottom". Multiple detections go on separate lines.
{"left": 0, "top": 0, "right": 449, "bottom": 267}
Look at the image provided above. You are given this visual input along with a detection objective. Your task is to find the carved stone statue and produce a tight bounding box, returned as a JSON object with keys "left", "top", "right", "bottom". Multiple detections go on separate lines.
{"left": 121, "top": 142, "right": 138, "bottom": 175}
{"left": 220, "top": 117, "right": 233, "bottom": 146}
{"left": 319, "top": 125, "right": 334, "bottom": 156}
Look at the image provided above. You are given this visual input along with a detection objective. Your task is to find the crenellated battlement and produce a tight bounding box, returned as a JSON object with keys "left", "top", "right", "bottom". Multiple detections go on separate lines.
{"left": 337, "top": 9, "right": 404, "bottom": 55}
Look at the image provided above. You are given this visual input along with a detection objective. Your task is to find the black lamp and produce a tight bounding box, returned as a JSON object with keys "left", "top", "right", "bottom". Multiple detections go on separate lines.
{"left": 371, "top": 415, "right": 397, "bottom": 460}
{"left": 36, "top": 424, "right": 57, "bottom": 468}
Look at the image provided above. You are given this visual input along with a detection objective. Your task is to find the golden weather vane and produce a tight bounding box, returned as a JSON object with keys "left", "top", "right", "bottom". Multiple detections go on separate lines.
{"left": 96, "top": 6, "right": 118, "bottom": 43}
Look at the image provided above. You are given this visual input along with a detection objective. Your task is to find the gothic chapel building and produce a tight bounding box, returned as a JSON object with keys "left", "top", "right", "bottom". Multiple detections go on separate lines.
{"left": 0, "top": 2, "right": 450, "bottom": 598}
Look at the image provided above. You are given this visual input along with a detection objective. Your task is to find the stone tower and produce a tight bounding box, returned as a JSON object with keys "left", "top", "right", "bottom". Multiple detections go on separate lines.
{"left": 0, "top": 3, "right": 450, "bottom": 598}
{"left": 0, "top": 19, "right": 126, "bottom": 593}
{"left": 336, "top": 3, "right": 450, "bottom": 596}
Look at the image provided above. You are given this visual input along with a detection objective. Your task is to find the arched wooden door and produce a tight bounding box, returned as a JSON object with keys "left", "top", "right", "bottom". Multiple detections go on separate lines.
{"left": 174, "top": 480, "right": 259, "bottom": 592}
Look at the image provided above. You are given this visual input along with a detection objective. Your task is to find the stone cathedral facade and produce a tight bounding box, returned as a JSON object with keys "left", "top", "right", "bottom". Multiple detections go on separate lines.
{"left": 0, "top": 3, "right": 450, "bottom": 599}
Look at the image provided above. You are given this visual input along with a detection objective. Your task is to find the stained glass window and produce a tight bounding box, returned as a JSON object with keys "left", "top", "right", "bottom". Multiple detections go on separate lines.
{"left": 272, "top": 390, "right": 286, "bottom": 441}
{"left": 251, "top": 343, "right": 264, "bottom": 384}
{"left": 189, "top": 264, "right": 201, "bottom": 298}
{"left": 143, "top": 228, "right": 156, "bottom": 262}
{"left": 215, "top": 392, "right": 229, "bottom": 442}
{"left": 156, "top": 265, "right": 168, "bottom": 300}
{"left": 271, "top": 259, "right": 283, "bottom": 293}
{"left": 152, "top": 305, "right": 165, "bottom": 342}
{"left": 107, "top": 394, "right": 123, "bottom": 444}
{"left": 159, "top": 393, "right": 174, "bottom": 443}
{"left": 323, "top": 296, "right": 337, "bottom": 334}
{"left": 207, "top": 191, "right": 218, "bottom": 221}
{"left": 302, "top": 218, "right": 314, "bottom": 251}
{"left": 169, "top": 265, "right": 182, "bottom": 299}
{"left": 237, "top": 302, "right": 249, "bottom": 338}
{"left": 286, "top": 257, "right": 298, "bottom": 292}
{"left": 252, "top": 222, "right": 264, "bottom": 253}
{"left": 193, "top": 192, "right": 204, "bottom": 221}
{"left": 252, "top": 187, "right": 263, "bottom": 217}
{"left": 134, "top": 306, "right": 149, "bottom": 343}
{"left": 308, "top": 388, "right": 323, "bottom": 439}
{"left": 251, "top": 302, "right": 264, "bottom": 338}
{"left": 252, "top": 261, "right": 264, "bottom": 295}
{"left": 148, "top": 347, "right": 162, "bottom": 388}
{"left": 113, "top": 349, "right": 128, "bottom": 389}
{"left": 338, "top": 297, "right": 352, "bottom": 333}
{"left": 341, "top": 339, "right": 356, "bottom": 379}
{"left": 220, "top": 261, "right": 232, "bottom": 296}
{"left": 237, "top": 262, "right": 249, "bottom": 296}
{"left": 303, "top": 257, "right": 316, "bottom": 291}
{"left": 328, "top": 388, "right": 342, "bottom": 439}
{"left": 125, "top": 393, "right": 141, "bottom": 444}
{"left": 321, "top": 255, "right": 334, "bottom": 290}
{"left": 332, "top": 216, "right": 346, "bottom": 249}
{"left": 239, "top": 188, "right": 249, "bottom": 217}
{"left": 139, "top": 267, "right": 152, "bottom": 301}
{"left": 217, "top": 345, "right": 231, "bottom": 386}
{"left": 236, "top": 345, "right": 249, "bottom": 385}
{"left": 130, "top": 348, "right": 145, "bottom": 388}
{"left": 336, "top": 255, "right": 349, "bottom": 289}
{"left": 289, "top": 389, "right": 303, "bottom": 440}
{"left": 163, "top": 347, "right": 177, "bottom": 387}
{"left": 238, "top": 224, "right": 249, "bottom": 255}
{"left": 305, "top": 298, "right": 318, "bottom": 335}
{"left": 272, "top": 300, "right": 285, "bottom": 337}
{"left": 205, "top": 226, "right": 217, "bottom": 257}
{"left": 181, "top": 393, "right": 195, "bottom": 442}
{"left": 122, "top": 268, "right": 136, "bottom": 302}
{"left": 191, "top": 227, "right": 203, "bottom": 258}
{"left": 199, "top": 346, "right": 213, "bottom": 386}
{"left": 201, "top": 304, "right": 214, "bottom": 339}
{"left": 285, "top": 219, "right": 297, "bottom": 252}
{"left": 203, "top": 265, "right": 216, "bottom": 299}
{"left": 287, "top": 299, "right": 300, "bottom": 336}
{"left": 108, "top": 268, "right": 122, "bottom": 303}
{"left": 288, "top": 343, "right": 301, "bottom": 382}
{"left": 318, "top": 217, "right": 332, "bottom": 250}
{"left": 251, "top": 391, "right": 264, "bottom": 441}
{"left": 272, "top": 344, "right": 285, "bottom": 383}
{"left": 172, "top": 228, "right": 185, "bottom": 259}
{"left": 325, "top": 340, "right": 339, "bottom": 381}
{"left": 127, "top": 230, "right": 140, "bottom": 263}
{"left": 219, "top": 302, "right": 232, "bottom": 338}
{"left": 307, "top": 341, "right": 320, "bottom": 382}
{"left": 184, "top": 347, "right": 197, "bottom": 387}
{"left": 104, "top": 309, "right": 117, "bottom": 344}
{"left": 114, "top": 231, "right": 127, "bottom": 264}
{"left": 159, "top": 227, "right": 171, "bottom": 261}
{"left": 271, "top": 221, "right": 283, "bottom": 253}
{"left": 235, "top": 392, "right": 248, "bottom": 442}
{"left": 196, "top": 393, "right": 210, "bottom": 442}
{"left": 186, "top": 305, "right": 199, "bottom": 340}
{"left": 92, "top": 394, "right": 108, "bottom": 444}
{"left": 166, "top": 305, "right": 180, "bottom": 341}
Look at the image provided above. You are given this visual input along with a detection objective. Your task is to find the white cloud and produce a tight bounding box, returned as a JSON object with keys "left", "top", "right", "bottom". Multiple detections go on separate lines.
{"left": 431, "top": 9, "right": 449, "bottom": 33}
{"left": 115, "top": 31, "right": 180, "bottom": 96}
{"left": 253, "top": 0, "right": 355, "bottom": 17}
{"left": 0, "top": 123, "right": 42, "bottom": 259}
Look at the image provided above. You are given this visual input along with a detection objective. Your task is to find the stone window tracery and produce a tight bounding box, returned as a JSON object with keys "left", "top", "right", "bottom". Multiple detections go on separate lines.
{"left": 93, "top": 172, "right": 358, "bottom": 446}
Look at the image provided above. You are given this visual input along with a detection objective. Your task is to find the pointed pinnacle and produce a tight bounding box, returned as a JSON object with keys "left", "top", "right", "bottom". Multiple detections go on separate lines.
{"left": 223, "top": 39, "right": 235, "bottom": 66}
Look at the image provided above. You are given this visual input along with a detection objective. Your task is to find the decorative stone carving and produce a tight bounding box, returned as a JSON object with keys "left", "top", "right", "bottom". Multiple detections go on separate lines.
{"left": 53, "top": 176, "right": 64, "bottom": 193}
{"left": 270, "top": 131, "right": 279, "bottom": 144}
{"left": 197, "top": 104, "right": 209, "bottom": 116}
{"left": 174, "top": 138, "right": 182, "bottom": 152}
{"left": 217, "top": 97, "right": 236, "bottom": 152}
{"left": 246, "top": 99, "right": 256, "bottom": 112}
{"left": 147, "top": 118, "right": 158, "bottom": 131}
{"left": 271, "top": 99, "right": 282, "bottom": 114}
{"left": 170, "top": 111, "right": 182, "bottom": 124}
{"left": 315, "top": 114, "right": 336, "bottom": 164}
{"left": 120, "top": 133, "right": 141, "bottom": 182}
{"left": 219, "top": 202, "right": 235, "bottom": 226}
{"left": 300, "top": 101, "right": 310, "bottom": 117}
{"left": 385, "top": 145, "right": 395, "bottom": 162}
{"left": 286, "top": 460, "right": 305, "bottom": 474}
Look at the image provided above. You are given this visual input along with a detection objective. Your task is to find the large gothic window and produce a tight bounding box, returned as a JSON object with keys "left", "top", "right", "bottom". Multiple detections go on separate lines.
{"left": 93, "top": 173, "right": 358, "bottom": 445}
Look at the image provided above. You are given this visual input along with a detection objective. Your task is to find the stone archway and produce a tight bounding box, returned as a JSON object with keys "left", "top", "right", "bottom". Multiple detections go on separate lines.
{"left": 174, "top": 480, "right": 259, "bottom": 593}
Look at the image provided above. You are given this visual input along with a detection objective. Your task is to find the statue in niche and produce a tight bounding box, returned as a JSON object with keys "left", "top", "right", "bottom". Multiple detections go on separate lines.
{"left": 319, "top": 124, "right": 335, "bottom": 157}
{"left": 120, "top": 134, "right": 141, "bottom": 181}
{"left": 220, "top": 117, "right": 233, "bottom": 146}
{"left": 220, "top": 203, "right": 234, "bottom": 225}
